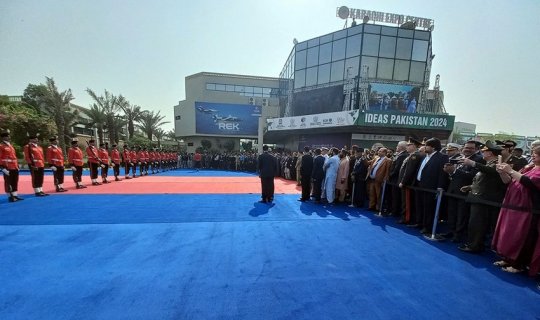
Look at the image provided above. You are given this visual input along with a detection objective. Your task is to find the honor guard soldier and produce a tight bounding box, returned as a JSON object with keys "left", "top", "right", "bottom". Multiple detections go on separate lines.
{"left": 46, "top": 136, "right": 67, "bottom": 192}
{"left": 111, "top": 144, "right": 121, "bottom": 181}
{"left": 98, "top": 142, "right": 110, "bottom": 183}
{"left": 122, "top": 145, "right": 133, "bottom": 179}
{"left": 86, "top": 139, "right": 103, "bottom": 185}
{"left": 130, "top": 146, "right": 138, "bottom": 178}
{"left": 136, "top": 146, "right": 144, "bottom": 176}
{"left": 23, "top": 133, "right": 48, "bottom": 196}
{"left": 143, "top": 147, "right": 150, "bottom": 175}
{"left": 148, "top": 148, "right": 155, "bottom": 174}
{"left": 68, "top": 138, "right": 86, "bottom": 189}
{"left": 0, "top": 130, "right": 23, "bottom": 202}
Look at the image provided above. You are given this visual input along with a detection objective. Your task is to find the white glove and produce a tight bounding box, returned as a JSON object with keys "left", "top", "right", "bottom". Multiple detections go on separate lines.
{"left": 51, "top": 166, "right": 58, "bottom": 172}
{"left": 2, "top": 168, "right": 9, "bottom": 176}
{"left": 71, "top": 166, "right": 76, "bottom": 172}
{"left": 100, "top": 164, "right": 106, "bottom": 168}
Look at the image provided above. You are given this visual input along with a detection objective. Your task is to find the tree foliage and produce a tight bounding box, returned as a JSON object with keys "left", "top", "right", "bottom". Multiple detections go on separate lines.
{"left": 137, "top": 110, "right": 169, "bottom": 141}
{"left": 200, "top": 139, "right": 212, "bottom": 151}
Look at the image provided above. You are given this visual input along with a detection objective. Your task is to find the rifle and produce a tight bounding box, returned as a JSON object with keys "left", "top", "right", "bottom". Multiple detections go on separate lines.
{"left": 86, "top": 141, "right": 105, "bottom": 168}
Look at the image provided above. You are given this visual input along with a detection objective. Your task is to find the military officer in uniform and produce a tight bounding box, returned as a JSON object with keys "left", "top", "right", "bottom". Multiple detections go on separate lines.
{"left": 0, "top": 130, "right": 23, "bottom": 202}
{"left": 23, "top": 133, "right": 48, "bottom": 196}
{"left": 98, "top": 142, "right": 110, "bottom": 183}
{"left": 86, "top": 139, "right": 102, "bottom": 185}
{"left": 46, "top": 136, "right": 67, "bottom": 192}
{"left": 68, "top": 138, "right": 86, "bottom": 189}
{"left": 111, "top": 144, "right": 122, "bottom": 181}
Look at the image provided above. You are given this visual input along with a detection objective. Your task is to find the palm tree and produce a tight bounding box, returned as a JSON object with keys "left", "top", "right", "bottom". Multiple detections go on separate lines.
{"left": 81, "top": 104, "right": 107, "bottom": 143}
{"left": 41, "top": 77, "right": 75, "bottom": 154}
{"left": 86, "top": 89, "right": 122, "bottom": 144}
{"left": 165, "top": 129, "right": 178, "bottom": 142}
{"left": 154, "top": 128, "right": 165, "bottom": 148}
{"left": 118, "top": 97, "right": 143, "bottom": 140}
{"left": 137, "top": 110, "right": 169, "bottom": 141}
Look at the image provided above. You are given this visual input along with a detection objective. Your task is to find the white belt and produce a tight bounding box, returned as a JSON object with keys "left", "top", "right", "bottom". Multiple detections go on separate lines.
{"left": 1, "top": 159, "right": 14, "bottom": 162}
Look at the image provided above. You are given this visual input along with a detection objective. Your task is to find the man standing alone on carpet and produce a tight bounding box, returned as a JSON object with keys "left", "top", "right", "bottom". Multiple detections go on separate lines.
{"left": 258, "top": 145, "right": 277, "bottom": 203}
{"left": 299, "top": 146, "right": 313, "bottom": 202}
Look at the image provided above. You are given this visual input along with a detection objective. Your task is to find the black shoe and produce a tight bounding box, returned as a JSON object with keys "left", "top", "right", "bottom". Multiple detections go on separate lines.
{"left": 406, "top": 223, "right": 420, "bottom": 228}
{"left": 420, "top": 228, "right": 431, "bottom": 235}
{"left": 115, "top": 177, "right": 120, "bottom": 181}
{"left": 40, "top": 191, "right": 49, "bottom": 196}
{"left": 58, "top": 188, "right": 67, "bottom": 192}
{"left": 297, "top": 198, "right": 306, "bottom": 202}
{"left": 441, "top": 232, "right": 454, "bottom": 239}
{"left": 14, "top": 196, "right": 24, "bottom": 200}
{"left": 458, "top": 245, "right": 482, "bottom": 254}
{"left": 36, "top": 192, "right": 46, "bottom": 197}
{"left": 92, "top": 182, "right": 102, "bottom": 186}
{"left": 8, "top": 196, "right": 18, "bottom": 202}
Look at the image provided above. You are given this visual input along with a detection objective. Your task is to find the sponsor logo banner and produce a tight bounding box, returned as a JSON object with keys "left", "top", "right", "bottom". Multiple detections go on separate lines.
{"left": 195, "top": 102, "right": 261, "bottom": 136}
{"left": 267, "top": 110, "right": 359, "bottom": 131}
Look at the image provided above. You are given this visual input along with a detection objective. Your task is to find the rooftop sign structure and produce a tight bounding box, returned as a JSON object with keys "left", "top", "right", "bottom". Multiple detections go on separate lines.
{"left": 336, "top": 6, "right": 434, "bottom": 30}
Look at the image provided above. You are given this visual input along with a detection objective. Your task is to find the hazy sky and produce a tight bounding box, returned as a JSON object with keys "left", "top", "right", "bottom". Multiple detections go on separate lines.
{"left": 1, "top": 0, "right": 539, "bottom": 136}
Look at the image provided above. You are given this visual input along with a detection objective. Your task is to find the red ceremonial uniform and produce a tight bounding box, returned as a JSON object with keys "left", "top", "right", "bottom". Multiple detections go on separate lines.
{"left": 0, "top": 142, "right": 18, "bottom": 170}
{"left": 111, "top": 149, "right": 121, "bottom": 165}
{"left": 46, "top": 145, "right": 65, "bottom": 166}
{"left": 86, "top": 145, "right": 100, "bottom": 163}
{"left": 98, "top": 148, "right": 110, "bottom": 165}
{"left": 23, "top": 143, "right": 45, "bottom": 168}
{"left": 68, "top": 147, "right": 84, "bottom": 166}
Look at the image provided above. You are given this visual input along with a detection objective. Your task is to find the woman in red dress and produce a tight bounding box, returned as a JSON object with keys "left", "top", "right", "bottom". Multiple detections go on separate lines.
{"left": 492, "top": 147, "right": 540, "bottom": 275}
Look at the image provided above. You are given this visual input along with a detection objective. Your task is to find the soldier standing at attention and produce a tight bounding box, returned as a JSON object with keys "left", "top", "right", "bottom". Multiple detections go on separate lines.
{"left": 111, "top": 144, "right": 122, "bottom": 181}
{"left": 86, "top": 139, "right": 102, "bottom": 185}
{"left": 24, "top": 133, "right": 48, "bottom": 196}
{"left": 98, "top": 142, "right": 110, "bottom": 184}
{"left": 0, "top": 130, "right": 22, "bottom": 202}
{"left": 46, "top": 136, "right": 67, "bottom": 192}
{"left": 68, "top": 138, "right": 86, "bottom": 189}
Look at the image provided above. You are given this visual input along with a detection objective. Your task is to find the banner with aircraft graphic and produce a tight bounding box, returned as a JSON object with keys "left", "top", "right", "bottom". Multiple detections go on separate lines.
{"left": 195, "top": 102, "right": 261, "bottom": 136}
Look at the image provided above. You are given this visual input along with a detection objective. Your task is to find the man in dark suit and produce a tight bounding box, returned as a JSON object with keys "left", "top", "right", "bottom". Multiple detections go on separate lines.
{"left": 442, "top": 141, "right": 485, "bottom": 242}
{"left": 399, "top": 138, "right": 424, "bottom": 224}
{"left": 299, "top": 146, "right": 313, "bottom": 202}
{"left": 414, "top": 138, "right": 449, "bottom": 234}
{"left": 459, "top": 141, "right": 507, "bottom": 253}
{"left": 311, "top": 148, "right": 325, "bottom": 203}
{"left": 388, "top": 141, "right": 408, "bottom": 216}
{"left": 351, "top": 148, "right": 368, "bottom": 207}
{"left": 258, "top": 145, "right": 277, "bottom": 203}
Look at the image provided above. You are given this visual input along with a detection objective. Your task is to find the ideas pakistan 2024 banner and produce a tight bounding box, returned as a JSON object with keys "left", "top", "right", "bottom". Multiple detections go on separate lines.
{"left": 195, "top": 102, "right": 261, "bottom": 136}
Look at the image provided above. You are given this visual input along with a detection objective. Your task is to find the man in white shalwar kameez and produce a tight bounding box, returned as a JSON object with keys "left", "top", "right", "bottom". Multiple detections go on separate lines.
{"left": 322, "top": 147, "right": 340, "bottom": 204}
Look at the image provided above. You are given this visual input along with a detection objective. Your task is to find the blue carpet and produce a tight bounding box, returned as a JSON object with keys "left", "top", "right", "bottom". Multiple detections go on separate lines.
{"left": 1, "top": 194, "right": 539, "bottom": 320}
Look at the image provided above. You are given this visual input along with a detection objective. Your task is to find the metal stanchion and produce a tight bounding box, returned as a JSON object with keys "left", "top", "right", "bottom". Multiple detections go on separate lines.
{"left": 348, "top": 180, "right": 356, "bottom": 207}
{"left": 425, "top": 188, "right": 445, "bottom": 241}
{"left": 376, "top": 180, "right": 387, "bottom": 217}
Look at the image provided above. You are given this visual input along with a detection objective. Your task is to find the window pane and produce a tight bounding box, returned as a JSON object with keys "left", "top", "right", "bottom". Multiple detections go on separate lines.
{"left": 395, "top": 38, "right": 412, "bottom": 60}
{"left": 333, "top": 29, "right": 347, "bottom": 40}
{"left": 206, "top": 83, "right": 215, "bottom": 90}
{"left": 377, "top": 58, "right": 394, "bottom": 79}
{"left": 306, "top": 67, "right": 318, "bottom": 87}
{"left": 364, "top": 24, "right": 381, "bottom": 34}
{"left": 347, "top": 24, "right": 362, "bottom": 36}
{"left": 308, "top": 38, "right": 320, "bottom": 48}
{"left": 295, "top": 50, "right": 307, "bottom": 70}
{"left": 409, "top": 61, "right": 426, "bottom": 82}
{"left": 306, "top": 46, "right": 319, "bottom": 68}
{"left": 412, "top": 40, "right": 428, "bottom": 61}
{"left": 345, "top": 56, "right": 360, "bottom": 79}
{"left": 235, "top": 85, "right": 244, "bottom": 93}
{"left": 415, "top": 30, "right": 430, "bottom": 40}
{"left": 262, "top": 88, "right": 271, "bottom": 95}
{"left": 332, "top": 38, "right": 346, "bottom": 61}
{"left": 244, "top": 86, "right": 253, "bottom": 94}
{"left": 361, "top": 56, "right": 378, "bottom": 78}
{"left": 381, "top": 26, "right": 398, "bottom": 36}
{"left": 330, "top": 60, "right": 345, "bottom": 82}
{"left": 319, "top": 42, "right": 332, "bottom": 65}
{"left": 318, "top": 63, "right": 331, "bottom": 84}
{"left": 294, "top": 69, "right": 306, "bottom": 88}
{"left": 226, "top": 84, "right": 235, "bottom": 92}
{"left": 346, "top": 34, "right": 362, "bottom": 58}
{"left": 254, "top": 87, "right": 263, "bottom": 94}
{"left": 379, "top": 36, "right": 396, "bottom": 58}
{"left": 362, "top": 34, "right": 380, "bottom": 56}
{"left": 320, "top": 34, "right": 333, "bottom": 44}
{"left": 296, "top": 41, "right": 307, "bottom": 50}
{"left": 393, "top": 60, "right": 410, "bottom": 81}
{"left": 398, "top": 29, "right": 414, "bottom": 38}
{"left": 215, "top": 84, "right": 225, "bottom": 91}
